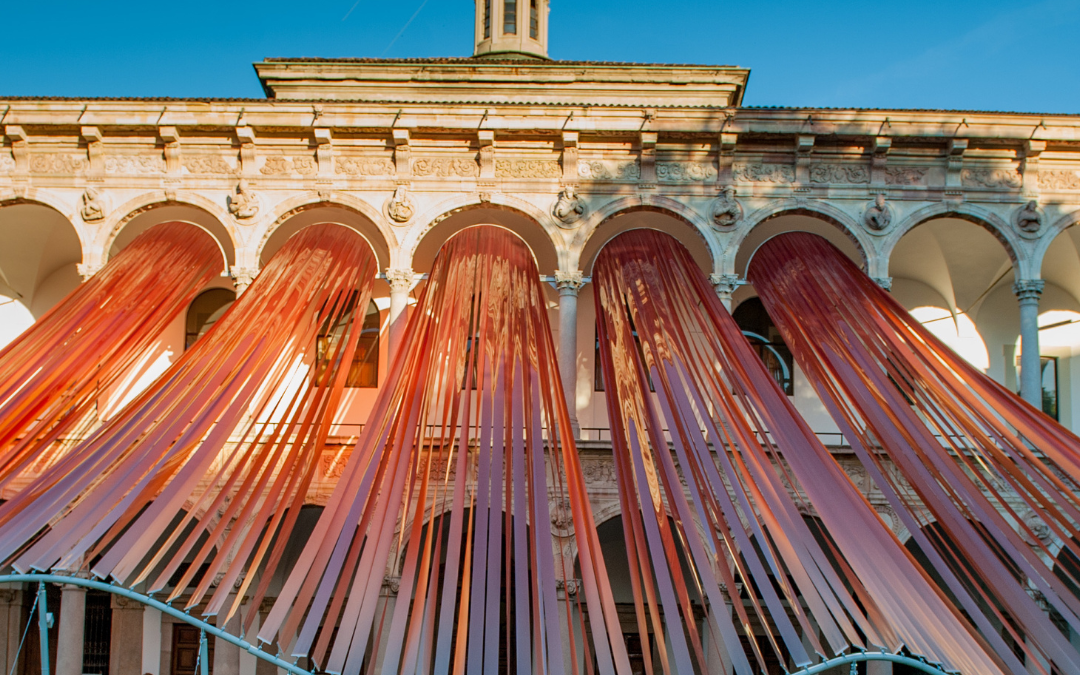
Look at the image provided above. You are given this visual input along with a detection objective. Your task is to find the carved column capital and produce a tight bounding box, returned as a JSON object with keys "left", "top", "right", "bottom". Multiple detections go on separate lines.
{"left": 554, "top": 270, "right": 586, "bottom": 296}
{"left": 871, "top": 276, "right": 893, "bottom": 292}
{"left": 710, "top": 273, "right": 740, "bottom": 297}
{"left": 231, "top": 265, "right": 260, "bottom": 294}
{"left": 77, "top": 261, "right": 104, "bottom": 281}
{"left": 1013, "top": 279, "right": 1045, "bottom": 304}
{"left": 385, "top": 268, "right": 416, "bottom": 293}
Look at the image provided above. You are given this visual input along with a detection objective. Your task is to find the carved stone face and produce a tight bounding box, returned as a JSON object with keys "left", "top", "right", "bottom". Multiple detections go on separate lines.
{"left": 875, "top": 193, "right": 886, "bottom": 209}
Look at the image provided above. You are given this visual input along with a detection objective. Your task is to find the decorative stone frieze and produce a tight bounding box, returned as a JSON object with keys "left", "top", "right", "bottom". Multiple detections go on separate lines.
{"left": 656, "top": 162, "right": 717, "bottom": 182}
{"left": 104, "top": 155, "right": 164, "bottom": 175}
{"left": 336, "top": 156, "right": 393, "bottom": 177}
{"left": 412, "top": 157, "right": 479, "bottom": 178}
{"left": 884, "top": 166, "right": 928, "bottom": 186}
{"left": 810, "top": 164, "right": 870, "bottom": 184}
{"left": 1039, "top": 170, "right": 1080, "bottom": 190}
{"left": 495, "top": 159, "right": 561, "bottom": 179}
{"left": 733, "top": 163, "right": 795, "bottom": 184}
{"left": 31, "top": 153, "right": 87, "bottom": 174}
{"left": 184, "top": 156, "right": 235, "bottom": 175}
{"left": 961, "top": 167, "right": 1022, "bottom": 189}
{"left": 260, "top": 155, "right": 317, "bottom": 176}
{"left": 577, "top": 159, "right": 639, "bottom": 181}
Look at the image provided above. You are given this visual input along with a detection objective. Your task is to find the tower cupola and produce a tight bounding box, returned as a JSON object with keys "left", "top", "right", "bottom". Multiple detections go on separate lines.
{"left": 474, "top": 0, "right": 549, "bottom": 60}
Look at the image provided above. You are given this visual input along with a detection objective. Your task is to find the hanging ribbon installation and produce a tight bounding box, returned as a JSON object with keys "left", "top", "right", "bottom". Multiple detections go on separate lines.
{"left": 258, "top": 225, "right": 630, "bottom": 675}
{"left": 0, "top": 223, "right": 377, "bottom": 627}
{"left": 0, "top": 221, "right": 221, "bottom": 491}
{"left": 751, "top": 231, "right": 1080, "bottom": 675}
{"left": 593, "top": 229, "right": 1006, "bottom": 675}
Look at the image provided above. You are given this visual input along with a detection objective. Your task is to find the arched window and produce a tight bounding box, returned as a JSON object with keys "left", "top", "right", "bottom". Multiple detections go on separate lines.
{"left": 185, "top": 288, "right": 235, "bottom": 350}
{"left": 733, "top": 297, "right": 794, "bottom": 396}
{"left": 318, "top": 299, "right": 380, "bottom": 388}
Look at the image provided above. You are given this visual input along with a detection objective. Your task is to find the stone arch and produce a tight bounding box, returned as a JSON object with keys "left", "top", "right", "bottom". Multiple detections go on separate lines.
{"left": 96, "top": 193, "right": 235, "bottom": 272}
{"left": 405, "top": 197, "right": 560, "bottom": 275}
{"left": 573, "top": 195, "right": 719, "bottom": 275}
{"left": 258, "top": 193, "right": 395, "bottom": 271}
{"left": 0, "top": 197, "right": 84, "bottom": 320}
{"left": 729, "top": 200, "right": 871, "bottom": 278}
{"left": 1034, "top": 207, "right": 1080, "bottom": 275}
{"left": 886, "top": 202, "right": 1024, "bottom": 275}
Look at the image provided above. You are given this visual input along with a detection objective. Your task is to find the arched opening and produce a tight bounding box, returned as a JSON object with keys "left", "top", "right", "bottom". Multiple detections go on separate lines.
{"left": 109, "top": 203, "right": 233, "bottom": 269}
{"left": 573, "top": 515, "right": 706, "bottom": 675}
{"left": 0, "top": 203, "right": 82, "bottom": 348}
{"left": 185, "top": 288, "right": 235, "bottom": 350}
{"left": 732, "top": 297, "right": 794, "bottom": 396}
{"left": 262, "top": 214, "right": 390, "bottom": 432}
{"left": 579, "top": 209, "right": 715, "bottom": 437}
{"left": 580, "top": 208, "right": 713, "bottom": 278}
{"left": 735, "top": 212, "right": 864, "bottom": 309}
{"left": 890, "top": 217, "right": 1013, "bottom": 381}
{"left": 1039, "top": 224, "right": 1080, "bottom": 429}
{"left": 1013, "top": 310, "right": 1080, "bottom": 423}
{"left": 411, "top": 205, "right": 558, "bottom": 276}
{"left": 259, "top": 206, "right": 389, "bottom": 271}
{"left": 317, "top": 299, "right": 380, "bottom": 388}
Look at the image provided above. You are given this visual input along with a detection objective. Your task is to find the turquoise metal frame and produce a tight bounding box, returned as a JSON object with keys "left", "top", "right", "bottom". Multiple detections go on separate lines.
{"left": 0, "top": 574, "right": 956, "bottom": 675}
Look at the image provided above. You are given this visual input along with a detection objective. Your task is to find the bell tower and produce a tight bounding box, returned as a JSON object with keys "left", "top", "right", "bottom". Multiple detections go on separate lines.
{"left": 474, "top": 0, "right": 549, "bottom": 60}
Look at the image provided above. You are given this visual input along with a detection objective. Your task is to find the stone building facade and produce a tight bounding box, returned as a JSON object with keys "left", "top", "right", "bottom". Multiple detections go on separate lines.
{"left": 1, "top": 2, "right": 1080, "bottom": 674}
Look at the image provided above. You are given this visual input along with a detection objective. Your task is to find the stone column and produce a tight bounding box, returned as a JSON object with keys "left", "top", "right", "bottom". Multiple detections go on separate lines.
{"left": 555, "top": 271, "right": 586, "bottom": 437}
{"left": 867, "top": 659, "right": 893, "bottom": 675}
{"left": 370, "top": 578, "right": 398, "bottom": 675}
{"left": 0, "top": 586, "right": 25, "bottom": 675}
{"left": 213, "top": 599, "right": 241, "bottom": 675}
{"left": 1014, "top": 280, "right": 1045, "bottom": 408}
{"left": 56, "top": 584, "right": 87, "bottom": 675}
{"left": 142, "top": 606, "right": 162, "bottom": 675}
{"left": 110, "top": 596, "right": 144, "bottom": 675}
{"left": 385, "top": 268, "right": 414, "bottom": 362}
{"left": 710, "top": 274, "right": 739, "bottom": 312}
{"left": 232, "top": 265, "right": 259, "bottom": 296}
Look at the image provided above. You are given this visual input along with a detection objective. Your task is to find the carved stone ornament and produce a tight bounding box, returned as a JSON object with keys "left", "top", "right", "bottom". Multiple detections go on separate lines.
{"left": 549, "top": 498, "right": 575, "bottom": 536}
{"left": 386, "top": 186, "right": 416, "bottom": 224}
{"left": 1021, "top": 510, "right": 1052, "bottom": 545}
{"left": 733, "top": 163, "right": 795, "bottom": 184}
{"left": 710, "top": 273, "right": 740, "bottom": 298}
{"left": 80, "top": 187, "right": 106, "bottom": 222}
{"left": 1015, "top": 200, "right": 1042, "bottom": 235}
{"left": 863, "top": 193, "right": 892, "bottom": 232}
{"left": 385, "top": 268, "right": 415, "bottom": 293}
{"left": 551, "top": 186, "right": 587, "bottom": 228}
{"left": 231, "top": 265, "right": 259, "bottom": 292}
{"left": 710, "top": 186, "right": 743, "bottom": 229}
{"left": 227, "top": 180, "right": 259, "bottom": 220}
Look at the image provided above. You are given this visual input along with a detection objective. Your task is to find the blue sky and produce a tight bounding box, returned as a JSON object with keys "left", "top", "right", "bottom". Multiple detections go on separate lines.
{"left": 3, "top": 0, "right": 1079, "bottom": 112}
